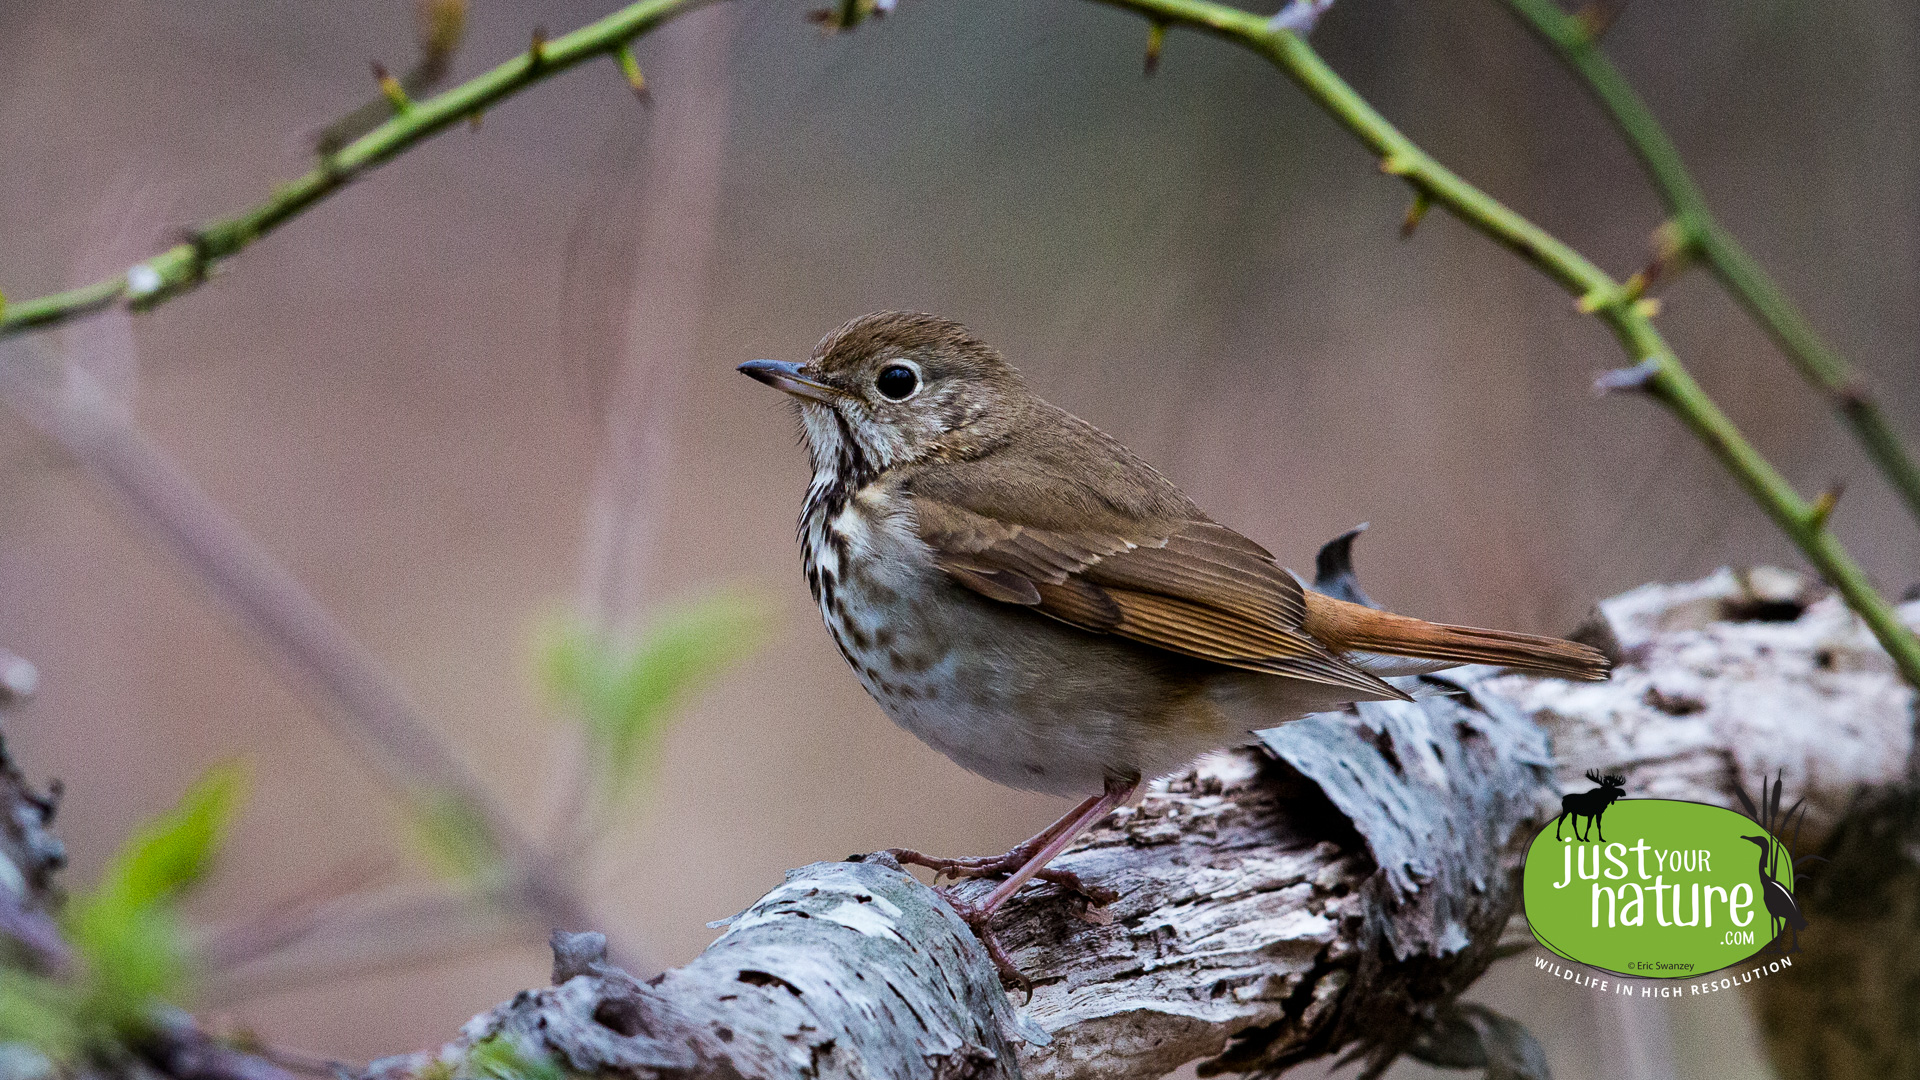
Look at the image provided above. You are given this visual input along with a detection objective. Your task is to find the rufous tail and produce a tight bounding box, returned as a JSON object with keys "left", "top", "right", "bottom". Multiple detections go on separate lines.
{"left": 1302, "top": 591, "right": 1610, "bottom": 681}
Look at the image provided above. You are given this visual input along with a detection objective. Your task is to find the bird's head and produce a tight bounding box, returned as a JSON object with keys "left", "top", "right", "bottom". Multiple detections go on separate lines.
{"left": 1741, "top": 835, "right": 1770, "bottom": 849}
{"left": 739, "top": 312, "right": 1026, "bottom": 480}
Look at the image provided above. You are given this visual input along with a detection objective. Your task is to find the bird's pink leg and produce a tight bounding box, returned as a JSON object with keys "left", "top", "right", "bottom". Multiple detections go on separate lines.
{"left": 977, "top": 777, "right": 1136, "bottom": 916}
{"left": 885, "top": 790, "right": 1103, "bottom": 888}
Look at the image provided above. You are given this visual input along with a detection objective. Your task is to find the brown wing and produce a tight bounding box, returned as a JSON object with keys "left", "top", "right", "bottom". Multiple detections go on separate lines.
{"left": 907, "top": 493, "right": 1406, "bottom": 701}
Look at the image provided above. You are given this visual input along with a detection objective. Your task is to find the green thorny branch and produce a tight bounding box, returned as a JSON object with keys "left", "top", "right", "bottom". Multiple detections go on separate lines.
{"left": 0, "top": 0, "right": 696, "bottom": 337}
{"left": 1052, "top": 0, "right": 1920, "bottom": 689}
{"left": 1498, "top": 0, "right": 1920, "bottom": 532}
{"left": 5, "top": 0, "right": 1916, "bottom": 689}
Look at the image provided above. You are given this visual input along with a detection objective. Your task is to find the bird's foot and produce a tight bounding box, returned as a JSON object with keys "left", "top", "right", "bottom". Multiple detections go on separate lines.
{"left": 884, "top": 846, "right": 1118, "bottom": 905}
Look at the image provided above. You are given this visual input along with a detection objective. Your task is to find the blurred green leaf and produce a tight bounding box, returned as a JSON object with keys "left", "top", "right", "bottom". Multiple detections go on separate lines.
{"left": 43, "top": 763, "right": 247, "bottom": 1043}
{"left": 405, "top": 788, "right": 504, "bottom": 885}
{"left": 467, "top": 1034, "right": 563, "bottom": 1080}
{"left": 82, "top": 763, "right": 246, "bottom": 917}
{"left": 0, "top": 970, "right": 79, "bottom": 1058}
{"left": 538, "top": 591, "right": 763, "bottom": 808}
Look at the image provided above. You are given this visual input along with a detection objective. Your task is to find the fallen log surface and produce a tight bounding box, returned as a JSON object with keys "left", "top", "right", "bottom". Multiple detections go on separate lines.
{"left": 8, "top": 566, "right": 1917, "bottom": 1080}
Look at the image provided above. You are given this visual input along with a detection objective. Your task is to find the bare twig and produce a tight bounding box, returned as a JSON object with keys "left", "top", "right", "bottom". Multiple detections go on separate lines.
{"left": 198, "top": 888, "right": 518, "bottom": 1003}
{"left": 191, "top": 861, "right": 398, "bottom": 975}
{"left": 0, "top": 0, "right": 715, "bottom": 338}
{"left": 573, "top": 5, "right": 738, "bottom": 634}
{"left": 0, "top": 337, "right": 618, "bottom": 966}
{"left": 553, "top": 5, "right": 740, "bottom": 854}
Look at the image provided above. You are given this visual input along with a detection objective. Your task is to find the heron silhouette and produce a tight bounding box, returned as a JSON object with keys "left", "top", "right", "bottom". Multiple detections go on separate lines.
{"left": 1741, "top": 834, "right": 1807, "bottom": 953}
{"left": 1733, "top": 771, "right": 1823, "bottom": 955}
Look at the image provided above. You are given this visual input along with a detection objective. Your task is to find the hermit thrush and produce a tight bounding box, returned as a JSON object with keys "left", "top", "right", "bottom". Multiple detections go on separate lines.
{"left": 740, "top": 312, "right": 1606, "bottom": 985}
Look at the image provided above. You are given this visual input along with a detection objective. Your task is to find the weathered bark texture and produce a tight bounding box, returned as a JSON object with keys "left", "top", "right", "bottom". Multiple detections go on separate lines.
{"left": 0, "top": 720, "right": 68, "bottom": 968}
{"left": 10, "top": 567, "right": 1920, "bottom": 1080}
{"left": 1499, "top": 566, "right": 1915, "bottom": 841}
{"left": 356, "top": 659, "right": 1555, "bottom": 1080}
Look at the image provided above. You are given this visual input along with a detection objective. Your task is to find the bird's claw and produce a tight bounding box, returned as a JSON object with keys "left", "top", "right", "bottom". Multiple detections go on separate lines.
{"left": 884, "top": 844, "right": 1119, "bottom": 996}
{"left": 884, "top": 847, "right": 1117, "bottom": 905}
{"left": 940, "top": 891, "right": 1033, "bottom": 996}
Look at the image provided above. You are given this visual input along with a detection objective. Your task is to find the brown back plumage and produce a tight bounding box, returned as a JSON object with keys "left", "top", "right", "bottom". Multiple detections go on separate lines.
{"left": 795, "top": 312, "right": 1609, "bottom": 688}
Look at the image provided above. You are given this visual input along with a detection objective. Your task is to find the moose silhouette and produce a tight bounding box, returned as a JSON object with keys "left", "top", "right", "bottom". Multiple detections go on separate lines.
{"left": 1554, "top": 770, "right": 1627, "bottom": 842}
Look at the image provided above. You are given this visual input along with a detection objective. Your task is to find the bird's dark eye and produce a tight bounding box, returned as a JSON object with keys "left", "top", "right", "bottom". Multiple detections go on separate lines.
{"left": 875, "top": 364, "right": 919, "bottom": 400}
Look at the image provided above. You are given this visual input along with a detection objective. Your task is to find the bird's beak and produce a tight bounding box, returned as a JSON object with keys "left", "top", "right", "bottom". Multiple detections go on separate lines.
{"left": 737, "top": 359, "right": 841, "bottom": 405}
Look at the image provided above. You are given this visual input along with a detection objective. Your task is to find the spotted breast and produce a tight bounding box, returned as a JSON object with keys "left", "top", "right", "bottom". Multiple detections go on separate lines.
{"left": 799, "top": 468, "right": 1249, "bottom": 798}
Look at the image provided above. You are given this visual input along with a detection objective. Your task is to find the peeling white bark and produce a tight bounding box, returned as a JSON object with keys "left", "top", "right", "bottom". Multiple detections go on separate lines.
{"left": 15, "top": 568, "right": 1917, "bottom": 1080}
{"left": 368, "top": 663, "right": 1555, "bottom": 1080}
{"left": 1497, "top": 567, "right": 1918, "bottom": 843}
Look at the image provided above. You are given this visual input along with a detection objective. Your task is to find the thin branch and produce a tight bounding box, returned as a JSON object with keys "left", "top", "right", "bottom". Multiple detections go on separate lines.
{"left": 1069, "top": 0, "right": 1920, "bottom": 692}
{"left": 197, "top": 888, "right": 520, "bottom": 1004}
{"left": 1497, "top": 0, "right": 1920, "bottom": 529}
{"left": 190, "top": 861, "right": 400, "bottom": 975}
{"left": 0, "top": 0, "right": 716, "bottom": 339}
{"left": 0, "top": 340, "right": 618, "bottom": 965}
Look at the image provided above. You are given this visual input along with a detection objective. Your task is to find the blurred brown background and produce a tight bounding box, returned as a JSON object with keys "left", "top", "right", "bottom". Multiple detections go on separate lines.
{"left": 1, "top": 0, "right": 1915, "bottom": 1075}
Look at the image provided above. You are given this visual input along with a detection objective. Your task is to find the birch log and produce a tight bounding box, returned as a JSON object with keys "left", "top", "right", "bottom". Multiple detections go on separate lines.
{"left": 7, "top": 565, "right": 1919, "bottom": 1080}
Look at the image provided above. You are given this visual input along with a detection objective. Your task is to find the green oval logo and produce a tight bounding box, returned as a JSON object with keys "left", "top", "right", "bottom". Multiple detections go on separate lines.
{"left": 1523, "top": 797, "right": 1798, "bottom": 978}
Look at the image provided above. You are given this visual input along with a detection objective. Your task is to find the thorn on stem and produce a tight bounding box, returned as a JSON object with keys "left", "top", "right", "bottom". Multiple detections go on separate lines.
{"left": 1143, "top": 21, "right": 1167, "bottom": 75}
{"left": 808, "top": 0, "right": 873, "bottom": 31}
{"left": 468, "top": 111, "right": 484, "bottom": 131}
{"left": 615, "top": 43, "right": 652, "bottom": 104}
{"left": 1621, "top": 219, "right": 1695, "bottom": 300}
{"left": 1578, "top": 280, "right": 1661, "bottom": 318}
{"left": 417, "top": 0, "right": 469, "bottom": 60}
{"left": 372, "top": 62, "right": 411, "bottom": 111}
{"left": 1400, "top": 189, "right": 1432, "bottom": 239}
{"left": 1593, "top": 358, "right": 1661, "bottom": 396}
{"left": 1807, "top": 482, "right": 1845, "bottom": 531}
{"left": 529, "top": 27, "right": 548, "bottom": 67}
{"left": 1836, "top": 378, "right": 1872, "bottom": 416}
{"left": 176, "top": 228, "right": 216, "bottom": 282}
{"left": 1572, "top": 0, "right": 1628, "bottom": 42}
{"left": 1651, "top": 219, "right": 1694, "bottom": 266}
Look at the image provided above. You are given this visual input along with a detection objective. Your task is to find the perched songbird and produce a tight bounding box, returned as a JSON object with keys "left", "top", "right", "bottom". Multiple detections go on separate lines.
{"left": 740, "top": 312, "right": 1608, "bottom": 984}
